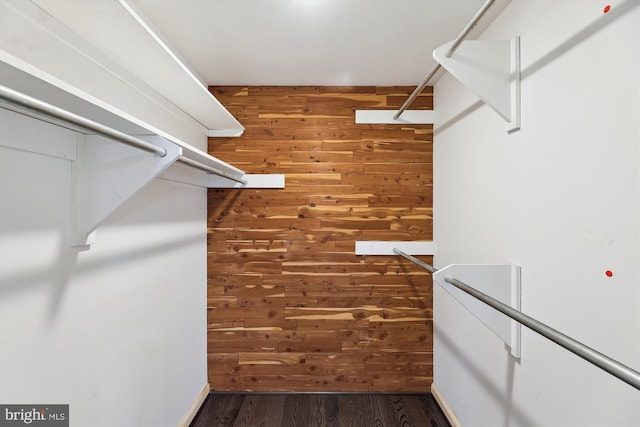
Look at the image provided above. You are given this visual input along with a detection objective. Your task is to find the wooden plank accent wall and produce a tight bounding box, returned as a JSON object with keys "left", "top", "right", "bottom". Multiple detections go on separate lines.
{"left": 207, "top": 86, "right": 434, "bottom": 392}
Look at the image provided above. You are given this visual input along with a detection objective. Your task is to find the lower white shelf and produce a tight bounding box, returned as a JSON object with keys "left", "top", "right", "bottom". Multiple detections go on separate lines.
{"left": 355, "top": 241, "right": 434, "bottom": 256}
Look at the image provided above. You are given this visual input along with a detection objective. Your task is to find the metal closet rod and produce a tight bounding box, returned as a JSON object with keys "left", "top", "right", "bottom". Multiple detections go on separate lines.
{"left": 393, "top": 0, "right": 497, "bottom": 120}
{"left": 392, "top": 248, "right": 640, "bottom": 391}
{"left": 176, "top": 155, "right": 245, "bottom": 184}
{"left": 0, "top": 84, "right": 247, "bottom": 185}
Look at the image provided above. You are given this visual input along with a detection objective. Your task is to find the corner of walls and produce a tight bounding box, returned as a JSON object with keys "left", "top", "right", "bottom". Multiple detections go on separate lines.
{"left": 430, "top": 382, "right": 461, "bottom": 427}
{"left": 178, "top": 383, "right": 210, "bottom": 427}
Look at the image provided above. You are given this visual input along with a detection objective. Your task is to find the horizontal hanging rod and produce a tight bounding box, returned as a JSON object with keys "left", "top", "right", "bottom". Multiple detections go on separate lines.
{"left": 0, "top": 84, "right": 248, "bottom": 184}
{"left": 393, "top": 0, "right": 496, "bottom": 120}
{"left": 392, "top": 248, "right": 640, "bottom": 391}
{"left": 0, "top": 84, "right": 167, "bottom": 157}
{"left": 392, "top": 65, "right": 442, "bottom": 121}
{"left": 393, "top": 248, "right": 437, "bottom": 273}
{"left": 444, "top": 0, "right": 496, "bottom": 58}
{"left": 176, "top": 156, "right": 247, "bottom": 184}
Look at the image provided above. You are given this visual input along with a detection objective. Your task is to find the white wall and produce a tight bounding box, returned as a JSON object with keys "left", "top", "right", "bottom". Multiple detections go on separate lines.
{"left": 0, "top": 108, "right": 208, "bottom": 426}
{"left": 433, "top": 1, "right": 640, "bottom": 426}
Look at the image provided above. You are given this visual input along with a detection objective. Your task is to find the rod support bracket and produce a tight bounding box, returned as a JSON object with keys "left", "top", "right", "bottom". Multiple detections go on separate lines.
{"left": 433, "top": 264, "right": 522, "bottom": 358}
{"left": 71, "top": 135, "right": 181, "bottom": 248}
{"left": 434, "top": 36, "right": 521, "bottom": 133}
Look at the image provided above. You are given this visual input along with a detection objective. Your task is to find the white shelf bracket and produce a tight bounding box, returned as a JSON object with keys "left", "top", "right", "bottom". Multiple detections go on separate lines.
{"left": 71, "top": 134, "right": 181, "bottom": 248}
{"left": 433, "top": 264, "right": 521, "bottom": 358}
{"left": 433, "top": 36, "right": 521, "bottom": 133}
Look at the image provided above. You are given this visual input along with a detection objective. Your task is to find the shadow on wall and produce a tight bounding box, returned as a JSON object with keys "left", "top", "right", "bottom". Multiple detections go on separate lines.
{"left": 396, "top": 258, "right": 433, "bottom": 313}
{"left": 207, "top": 188, "right": 242, "bottom": 226}
{"left": 434, "top": 323, "right": 533, "bottom": 427}
{"left": 0, "top": 230, "right": 203, "bottom": 317}
{"left": 434, "top": 0, "right": 639, "bottom": 135}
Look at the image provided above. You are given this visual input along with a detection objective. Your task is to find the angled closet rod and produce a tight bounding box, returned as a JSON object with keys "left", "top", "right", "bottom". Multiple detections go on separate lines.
{"left": 0, "top": 84, "right": 247, "bottom": 184}
{"left": 393, "top": 248, "right": 640, "bottom": 391}
{"left": 393, "top": 0, "right": 496, "bottom": 120}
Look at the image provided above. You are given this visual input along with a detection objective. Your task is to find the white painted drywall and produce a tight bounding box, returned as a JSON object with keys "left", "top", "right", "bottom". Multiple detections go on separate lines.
{"left": 0, "top": 108, "right": 208, "bottom": 426}
{"left": 433, "top": 0, "right": 640, "bottom": 426}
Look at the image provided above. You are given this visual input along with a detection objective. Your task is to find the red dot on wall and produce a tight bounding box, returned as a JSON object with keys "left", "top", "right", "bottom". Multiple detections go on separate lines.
{"left": 603, "top": 5, "right": 611, "bottom": 13}
{"left": 605, "top": 270, "right": 613, "bottom": 277}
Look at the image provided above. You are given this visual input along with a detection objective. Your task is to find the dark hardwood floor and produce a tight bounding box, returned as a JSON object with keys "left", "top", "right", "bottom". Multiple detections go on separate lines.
{"left": 190, "top": 393, "right": 451, "bottom": 427}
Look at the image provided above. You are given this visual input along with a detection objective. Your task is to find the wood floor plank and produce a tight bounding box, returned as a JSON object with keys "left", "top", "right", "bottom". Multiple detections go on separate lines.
{"left": 416, "top": 394, "right": 451, "bottom": 427}
{"left": 280, "top": 394, "right": 334, "bottom": 427}
{"left": 192, "top": 393, "right": 450, "bottom": 427}
{"left": 323, "top": 394, "right": 341, "bottom": 427}
{"left": 243, "top": 394, "right": 286, "bottom": 427}
{"left": 190, "top": 394, "right": 244, "bottom": 427}
{"left": 380, "top": 395, "right": 421, "bottom": 426}
{"left": 231, "top": 395, "right": 259, "bottom": 426}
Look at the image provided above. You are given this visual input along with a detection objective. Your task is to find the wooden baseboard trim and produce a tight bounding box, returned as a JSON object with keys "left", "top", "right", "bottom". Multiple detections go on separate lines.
{"left": 178, "top": 383, "right": 210, "bottom": 427}
{"left": 431, "top": 382, "right": 461, "bottom": 427}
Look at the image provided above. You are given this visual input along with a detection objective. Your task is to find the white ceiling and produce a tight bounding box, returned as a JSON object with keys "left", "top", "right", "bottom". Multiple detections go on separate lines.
{"left": 9, "top": 0, "right": 510, "bottom": 137}
{"left": 127, "top": 0, "right": 507, "bottom": 86}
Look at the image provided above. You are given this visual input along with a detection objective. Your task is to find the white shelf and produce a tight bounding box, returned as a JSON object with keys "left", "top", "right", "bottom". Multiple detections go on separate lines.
{"left": 355, "top": 110, "right": 436, "bottom": 124}
{"left": 355, "top": 241, "right": 434, "bottom": 256}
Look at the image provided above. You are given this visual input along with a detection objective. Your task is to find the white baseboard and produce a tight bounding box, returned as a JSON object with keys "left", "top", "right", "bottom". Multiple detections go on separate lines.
{"left": 178, "top": 383, "right": 210, "bottom": 427}
{"left": 431, "top": 382, "right": 462, "bottom": 427}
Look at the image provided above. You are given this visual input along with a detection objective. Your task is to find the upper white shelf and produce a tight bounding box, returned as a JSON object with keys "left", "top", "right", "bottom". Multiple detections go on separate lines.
{"left": 31, "top": 0, "right": 244, "bottom": 137}
{"left": 0, "top": 0, "right": 244, "bottom": 151}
